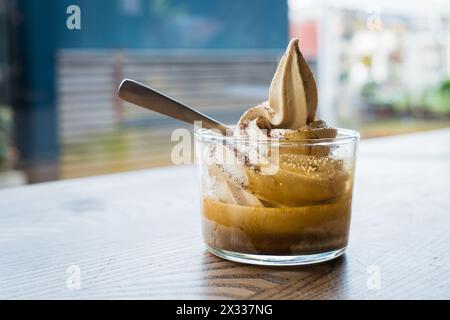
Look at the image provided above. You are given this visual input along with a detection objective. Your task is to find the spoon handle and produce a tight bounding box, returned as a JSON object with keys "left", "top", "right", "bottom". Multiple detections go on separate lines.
{"left": 118, "top": 79, "right": 228, "bottom": 134}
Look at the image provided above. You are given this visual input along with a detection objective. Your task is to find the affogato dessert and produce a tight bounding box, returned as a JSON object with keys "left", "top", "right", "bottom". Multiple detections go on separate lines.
{"left": 196, "top": 39, "right": 358, "bottom": 265}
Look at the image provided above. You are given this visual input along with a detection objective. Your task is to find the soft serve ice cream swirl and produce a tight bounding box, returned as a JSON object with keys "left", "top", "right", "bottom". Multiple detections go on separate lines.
{"left": 204, "top": 38, "right": 349, "bottom": 208}
{"left": 234, "top": 38, "right": 336, "bottom": 141}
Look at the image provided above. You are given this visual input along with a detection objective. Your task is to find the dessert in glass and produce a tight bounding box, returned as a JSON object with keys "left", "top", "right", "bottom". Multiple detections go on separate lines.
{"left": 195, "top": 39, "right": 359, "bottom": 266}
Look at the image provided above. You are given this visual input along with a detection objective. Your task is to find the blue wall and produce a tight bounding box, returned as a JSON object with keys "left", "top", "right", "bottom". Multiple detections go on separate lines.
{"left": 53, "top": 0, "right": 288, "bottom": 49}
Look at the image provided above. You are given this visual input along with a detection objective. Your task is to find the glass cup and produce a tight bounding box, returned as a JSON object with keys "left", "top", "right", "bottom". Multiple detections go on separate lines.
{"left": 195, "top": 128, "right": 359, "bottom": 266}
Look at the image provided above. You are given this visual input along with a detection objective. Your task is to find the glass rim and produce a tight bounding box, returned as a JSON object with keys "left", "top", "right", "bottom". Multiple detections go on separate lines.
{"left": 195, "top": 127, "right": 360, "bottom": 146}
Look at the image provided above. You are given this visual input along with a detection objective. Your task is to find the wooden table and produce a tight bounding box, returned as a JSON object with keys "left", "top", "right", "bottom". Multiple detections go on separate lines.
{"left": 1, "top": 129, "right": 450, "bottom": 299}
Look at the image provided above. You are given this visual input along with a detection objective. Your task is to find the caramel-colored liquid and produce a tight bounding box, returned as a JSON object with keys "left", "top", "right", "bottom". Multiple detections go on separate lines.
{"left": 201, "top": 152, "right": 355, "bottom": 255}
{"left": 202, "top": 196, "right": 352, "bottom": 255}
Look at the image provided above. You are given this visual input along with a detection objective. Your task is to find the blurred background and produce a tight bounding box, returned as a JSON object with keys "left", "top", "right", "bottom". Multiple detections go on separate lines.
{"left": 0, "top": 0, "right": 449, "bottom": 187}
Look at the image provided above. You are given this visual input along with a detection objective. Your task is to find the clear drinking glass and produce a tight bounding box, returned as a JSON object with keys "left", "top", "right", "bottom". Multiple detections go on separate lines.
{"left": 195, "top": 128, "right": 359, "bottom": 266}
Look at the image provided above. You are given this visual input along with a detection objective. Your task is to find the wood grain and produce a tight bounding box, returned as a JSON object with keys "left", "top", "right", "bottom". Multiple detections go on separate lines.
{"left": 1, "top": 129, "right": 450, "bottom": 299}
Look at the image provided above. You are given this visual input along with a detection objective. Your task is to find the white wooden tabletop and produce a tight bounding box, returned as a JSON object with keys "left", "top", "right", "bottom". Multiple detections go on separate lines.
{"left": 1, "top": 129, "right": 450, "bottom": 299}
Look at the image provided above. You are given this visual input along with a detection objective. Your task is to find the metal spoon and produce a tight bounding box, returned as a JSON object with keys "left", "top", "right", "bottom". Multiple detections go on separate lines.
{"left": 117, "top": 79, "right": 229, "bottom": 134}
